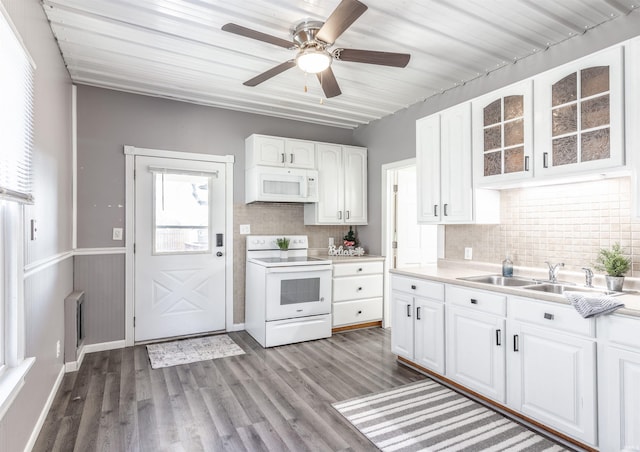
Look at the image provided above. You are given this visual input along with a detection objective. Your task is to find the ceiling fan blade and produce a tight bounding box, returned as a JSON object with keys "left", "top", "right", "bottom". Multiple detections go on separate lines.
{"left": 316, "top": 67, "right": 342, "bottom": 98}
{"left": 316, "top": 0, "right": 368, "bottom": 44}
{"left": 244, "top": 60, "right": 296, "bottom": 87}
{"left": 222, "top": 23, "right": 293, "bottom": 49}
{"left": 334, "top": 48, "right": 411, "bottom": 67}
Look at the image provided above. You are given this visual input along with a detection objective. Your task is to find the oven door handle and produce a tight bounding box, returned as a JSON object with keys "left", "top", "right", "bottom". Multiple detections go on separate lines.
{"left": 264, "top": 265, "right": 332, "bottom": 274}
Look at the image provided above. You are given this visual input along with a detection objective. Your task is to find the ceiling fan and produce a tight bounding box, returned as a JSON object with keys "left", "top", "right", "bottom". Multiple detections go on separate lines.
{"left": 221, "top": 0, "right": 411, "bottom": 98}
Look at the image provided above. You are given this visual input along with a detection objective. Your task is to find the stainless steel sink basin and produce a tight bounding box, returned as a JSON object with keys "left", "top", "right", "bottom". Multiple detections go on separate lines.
{"left": 458, "top": 275, "right": 539, "bottom": 287}
{"left": 523, "top": 283, "right": 621, "bottom": 296}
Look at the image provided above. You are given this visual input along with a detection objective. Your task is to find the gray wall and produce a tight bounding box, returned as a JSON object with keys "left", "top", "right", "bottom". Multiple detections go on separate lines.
{"left": 76, "top": 86, "right": 354, "bottom": 248}
{"left": 0, "top": 0, "right": 73, "bottom": 450}
{"left": 353, "top": 11, "right": 640, "bottom": 255}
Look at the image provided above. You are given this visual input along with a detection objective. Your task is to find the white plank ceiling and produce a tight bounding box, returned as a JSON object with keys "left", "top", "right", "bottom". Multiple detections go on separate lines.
{"left": 43, "top": 0, "right": 638, "bottom": 129}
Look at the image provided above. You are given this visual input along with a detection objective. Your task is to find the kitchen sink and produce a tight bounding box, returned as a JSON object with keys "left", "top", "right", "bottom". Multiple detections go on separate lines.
{"left": 523, "top": 283, "right": 621, "bottom": 296}
{"left": 457, "top": 275, "right": 539, "bottom": 287}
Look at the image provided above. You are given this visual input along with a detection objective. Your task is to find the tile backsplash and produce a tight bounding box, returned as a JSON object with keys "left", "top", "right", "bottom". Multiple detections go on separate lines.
{"left": 445, "top": 176, "right": 640, "bottom": 277}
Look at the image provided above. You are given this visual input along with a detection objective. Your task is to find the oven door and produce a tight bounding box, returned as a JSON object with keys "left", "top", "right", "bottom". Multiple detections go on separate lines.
{"left": 264, "top": 265, "right": 331, "bottom": 321}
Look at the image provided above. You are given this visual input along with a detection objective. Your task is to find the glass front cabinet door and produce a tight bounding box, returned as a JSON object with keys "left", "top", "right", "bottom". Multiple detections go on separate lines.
{"left": 534, "top": 46, "right": 624, "bottom": 176}
{"left": 472, "top": 80, "right": 533, "bottom": 186}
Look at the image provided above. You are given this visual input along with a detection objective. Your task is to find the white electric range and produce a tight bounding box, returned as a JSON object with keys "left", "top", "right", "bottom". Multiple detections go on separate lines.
{"left": 245, "top": 235, "right": 332, "bottom": 347}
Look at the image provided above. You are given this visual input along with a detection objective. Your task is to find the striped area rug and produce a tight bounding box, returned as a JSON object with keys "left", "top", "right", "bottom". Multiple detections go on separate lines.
{"left": 333, "top": 379, "right": 570, "bottom": 452}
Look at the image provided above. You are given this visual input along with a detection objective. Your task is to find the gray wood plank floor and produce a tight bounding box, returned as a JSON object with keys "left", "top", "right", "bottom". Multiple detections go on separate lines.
{"left": 33, "top": 328, "right": 426, "bottom": 452}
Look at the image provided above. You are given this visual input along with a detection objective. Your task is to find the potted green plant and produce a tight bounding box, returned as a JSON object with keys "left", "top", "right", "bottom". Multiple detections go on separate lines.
{"left": 594, "top": 242, "right": 631, "bottom": 291}
{"left": 276, "top": 237, "right": 290, "bottom": 259}
{"left": 343, "top": 226, "right": 357, "bottom": 248}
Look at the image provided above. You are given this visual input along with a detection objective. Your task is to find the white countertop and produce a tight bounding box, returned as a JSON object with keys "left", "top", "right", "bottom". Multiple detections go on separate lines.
{"left": 390, "top": 261, "right": 640, "bottom": 317}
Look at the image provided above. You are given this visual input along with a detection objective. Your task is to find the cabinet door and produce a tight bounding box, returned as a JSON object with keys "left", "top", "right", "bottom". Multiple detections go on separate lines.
{"left": 250, "top": 135, "right": 286, "bottom": 167}
{"left": 308, "top": 143, "right": 343, "bottom": 224}
{"left": 533, "top": 46, "right": 623, "bottom": 177}
{"left": 343, "top": 146, "right": 367, "bottom": 224}
{"left": 472, "top": 80, "right": 533, "bottom": 186}
{"left": 446, "top": 305, "right": 505, "bottom": 402}
{"left": 416, "top": 114, "right": 441, "bottom": 224}
{"left": 390, "top": 291, "right": 414, "bottom": 360}
{"left": 285, "top": 139, "right": 315, "bottom": 169}
{"left": 599, "top": 345, "right": 640, "bottom": 452}
{"left": 414, "top": 297, "right": 445, "bottom": 375}
{"left": 440, "top": 103, "right": 473, "bottom": 223}
{"left": 507, "top": 322, "right": 597, "bottom": 445}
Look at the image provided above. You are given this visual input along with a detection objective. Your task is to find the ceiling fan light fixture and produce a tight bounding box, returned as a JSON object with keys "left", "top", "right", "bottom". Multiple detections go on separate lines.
{"left": 296, "top": 47, "right": 332, "bottom": 74}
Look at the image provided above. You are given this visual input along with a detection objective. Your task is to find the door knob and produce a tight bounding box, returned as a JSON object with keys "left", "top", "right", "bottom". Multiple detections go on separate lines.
{"left": 216, "top": 251, "right": 223, "bottom": 257}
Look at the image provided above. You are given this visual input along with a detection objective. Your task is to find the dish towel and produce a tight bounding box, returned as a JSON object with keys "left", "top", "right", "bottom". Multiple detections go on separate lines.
{"left": 564, "top": 291, "right": 625, "bottom": 318}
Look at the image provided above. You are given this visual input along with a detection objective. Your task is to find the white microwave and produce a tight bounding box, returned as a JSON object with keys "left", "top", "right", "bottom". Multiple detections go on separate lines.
{"left": 245, "top": 166, "right": 319, "bottom": 203}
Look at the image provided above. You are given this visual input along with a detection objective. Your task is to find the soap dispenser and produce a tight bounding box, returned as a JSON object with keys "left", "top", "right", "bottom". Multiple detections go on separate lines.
{"left": 502, "top": 255, "right": 513, "bottom": 277}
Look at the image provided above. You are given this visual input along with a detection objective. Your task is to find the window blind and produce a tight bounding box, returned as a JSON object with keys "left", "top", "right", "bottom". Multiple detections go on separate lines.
{"left": 0, "top": 7, "right": 35, "bottom": 204}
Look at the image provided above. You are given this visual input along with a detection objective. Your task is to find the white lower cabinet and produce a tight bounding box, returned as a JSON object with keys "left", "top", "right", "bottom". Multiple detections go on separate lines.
{"left": 445, "top": 285, "right": 506, "bottom": 403}
{"left": 391, "top": 275, "right": 445, "bottom": 374}
{"left": 598, "top": 314, "right": 640, "bottom": 452}
{"left": 507, "top": 296, "right": 597, "bottom": 446}
{"left": 332, "top": 260, "right": 383, "bottom": 328}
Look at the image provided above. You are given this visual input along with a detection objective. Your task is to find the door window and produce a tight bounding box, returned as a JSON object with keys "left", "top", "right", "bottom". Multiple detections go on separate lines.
{"left": 153, "top": 171, "right": 211, "bottom": 254}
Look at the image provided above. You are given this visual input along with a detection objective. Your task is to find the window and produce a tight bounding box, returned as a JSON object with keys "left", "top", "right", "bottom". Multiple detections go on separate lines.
{"left": 0, "top": 4, "right": 36, "bottom": 420}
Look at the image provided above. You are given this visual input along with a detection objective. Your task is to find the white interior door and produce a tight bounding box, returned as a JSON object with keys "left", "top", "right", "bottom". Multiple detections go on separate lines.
{"left": 134, "top": 156, "right": 226, "bottom": 342}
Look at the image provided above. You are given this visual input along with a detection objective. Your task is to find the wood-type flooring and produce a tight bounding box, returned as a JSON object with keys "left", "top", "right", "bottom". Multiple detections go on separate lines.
{"left": 33, "top": 328, "right": 426, "bottom": 451}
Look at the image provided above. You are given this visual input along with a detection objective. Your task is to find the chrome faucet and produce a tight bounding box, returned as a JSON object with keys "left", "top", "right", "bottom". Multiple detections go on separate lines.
{"left": 545, "top": 261, "right": 564, "bottom": 283}
{"left": 582, "top": 267, "right": 594, "bottom": 287}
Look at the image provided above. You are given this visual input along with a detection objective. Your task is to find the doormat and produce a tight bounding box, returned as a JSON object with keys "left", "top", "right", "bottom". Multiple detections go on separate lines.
{"left": 146, "top": 334, "right": 245, "bottom": 369}
{"left": 333, "top": 379, "right": 570, "bottom": 451}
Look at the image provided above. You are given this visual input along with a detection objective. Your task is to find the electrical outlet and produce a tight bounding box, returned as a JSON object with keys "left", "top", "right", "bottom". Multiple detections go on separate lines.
{"left": 239, "top": 224, "right": 251, "bottom": 234}
{"left": 56, "top": 340, "right": 61, "bottom": 358}
{"left": 112, "top": 227, "right": 123, "bottom": 240}
{"left": 464, "top": 247, "right": 473, "bottom": 260}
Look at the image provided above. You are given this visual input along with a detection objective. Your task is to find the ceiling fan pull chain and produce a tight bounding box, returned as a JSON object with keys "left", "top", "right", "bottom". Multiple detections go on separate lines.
{"left": 304, "top": 72, "right": 308, "bottom": 93}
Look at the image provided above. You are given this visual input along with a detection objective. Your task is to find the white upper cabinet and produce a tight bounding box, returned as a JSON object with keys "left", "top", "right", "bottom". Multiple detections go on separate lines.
{"left": 304, "top": 144, "right": 367, "bottom": 225}
{"left": 472, "top": 80, "right": 534, "bottom": 187}
{"left": 533, "top": 46, "right": 624, "bottom": 177}
{"left": 417, "top": 103, "right": 499, "bottom": 224}
{"left": 246, "top": 134, "right": 316, "bottom": 169}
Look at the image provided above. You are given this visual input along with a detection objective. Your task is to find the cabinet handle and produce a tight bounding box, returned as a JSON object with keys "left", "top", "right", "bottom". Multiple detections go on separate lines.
{"left": 290, "top": 153, "right": 294, "bottom": 164}
{"left": 470, "top": 298, "right": 478, "bottom": 304}
{"left": 543, "top": 312, "right": 554, "bottom": 320}
{"left": 338, "top": 211, "right": 342, "bottom": 220}
{"left": 357, "top": 268, "right": 363, "bottom": 272}
{"left": 357, "top": 310, "right": 362, "bottom": 315}
{"left": 513, "top": 334, "right": 519, "bottom": 352}
{"left": 524, "top": 156, "right": 530, "bottom": 172}
{"left": 411, "top": 285, "right": 417, "bottom": 290}
{"left": 346, "top": 210, "right": 350, "bottom": 220}
{"left": 357, "top": 287, "right": 363, "bottom": 291}
{"left": 281, "top": 153, "right": 286, "bottom": 163}
{"left": 416, "top": 306, "right": 421, "bottom": 320}
{"left": 543, "top": 152, "right": 549, "bottom": 168}
{"left": 406, "top": 304, "right": 411, "bottom": 317}
{"left": 443, "top": 203, "right": 449, "bottom": 216}
{"left": 496, "top": 329, "right": 501, "bottom": 346}
{"left": 433, "top": 204, "right": 438, "bottom": 217}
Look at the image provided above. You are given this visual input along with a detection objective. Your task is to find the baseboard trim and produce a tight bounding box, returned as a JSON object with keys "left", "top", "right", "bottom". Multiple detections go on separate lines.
{"left": 229, "top": 323, "right": 245, "bottom": 332}
{"left": 64, "top": 343, "right": 86, "bottom": 373}
{"left": 332, "top": 320, "right": 382, "bottom": 333}
{"left": 83, "top": 340, "right": 126, "bottom": 354}
{"left": 24, "top": 365, "right": 65, "bottom": 452}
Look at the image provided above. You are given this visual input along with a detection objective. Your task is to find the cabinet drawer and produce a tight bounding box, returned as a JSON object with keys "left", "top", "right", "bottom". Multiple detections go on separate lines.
{"left": 447, "top": 285, "right": 506, "bottom": 316}
{"left": 333, "top": 275, "right": 383, "bottom": 302}
{"left": 333, "top": 298, "right": 382, "bottom": 327}
{"left": 598, "top": 314, "right": 638, "bottom": 347}
{"left": 333, "top": 260, "right": 383, "bottom": 277}
{"left": 391, "top": 275, "right": 444, "bottom": 301}
{"left": 509, "top": 296, "right": 595, "bottom": 337}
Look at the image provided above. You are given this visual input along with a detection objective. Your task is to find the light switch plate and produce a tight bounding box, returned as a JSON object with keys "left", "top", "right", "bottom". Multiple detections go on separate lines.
{"left": 112, "top": 227, "right": 123, "bottom": 241}
{"left": 464, "top": 247, "right": 472, "bottom": 260}
{"left": 240, "top": 224, "right": 251, "bottom": 235}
